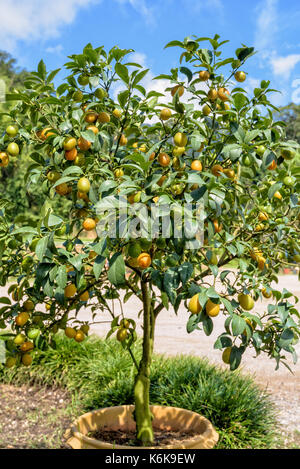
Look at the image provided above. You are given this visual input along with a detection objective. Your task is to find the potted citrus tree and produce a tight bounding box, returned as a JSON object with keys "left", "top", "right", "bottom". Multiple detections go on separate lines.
{"left": 0, "top": 34, "right": 299, "bottom": 448}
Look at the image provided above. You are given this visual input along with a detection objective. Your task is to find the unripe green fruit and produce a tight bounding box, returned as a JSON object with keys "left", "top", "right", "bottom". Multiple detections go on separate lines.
{"left": 6, "top": 125, "right": 18, "bottom": 137}
{"left": 78, "top": 74, "right": 89, "bottom": 86}
{"left": 128, "top": 243, "right": 142, "bottom": 258}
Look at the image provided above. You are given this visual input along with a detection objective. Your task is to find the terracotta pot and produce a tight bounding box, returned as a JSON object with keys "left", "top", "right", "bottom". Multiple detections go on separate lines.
{"left": 65, "top": 405, "right": 219, "bottom": 449}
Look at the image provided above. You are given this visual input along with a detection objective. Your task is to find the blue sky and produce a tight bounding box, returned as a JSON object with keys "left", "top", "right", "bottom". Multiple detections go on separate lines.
{"left": 0, "top": 0, "right": 300, "bottom": 106}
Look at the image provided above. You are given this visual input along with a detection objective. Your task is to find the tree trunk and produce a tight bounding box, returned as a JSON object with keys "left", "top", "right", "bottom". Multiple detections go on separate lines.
{"left": 133, "top": 279, "right": 155, "bottom": 446}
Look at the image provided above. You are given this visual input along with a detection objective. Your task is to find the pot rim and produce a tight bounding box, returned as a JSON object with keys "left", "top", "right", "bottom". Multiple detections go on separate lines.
{"left": 66, "top": 404, "right": 219, "bottom": 449}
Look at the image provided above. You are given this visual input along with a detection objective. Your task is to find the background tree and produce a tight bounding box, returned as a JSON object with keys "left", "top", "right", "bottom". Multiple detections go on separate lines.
{"left": 0, "top": 36, "right": 299, "bottom": 447}
{"left": 0, "top": 51, "right": 71, "bottom": 223}
{"left": 277, "top": 103, "right": 300, "bottom": 144}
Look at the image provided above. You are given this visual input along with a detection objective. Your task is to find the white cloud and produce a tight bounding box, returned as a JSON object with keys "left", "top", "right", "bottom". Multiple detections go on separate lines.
{"left": 243, "top": 76, "right": 261, "bottom": 96}
{"left": 114, "top": 0, "right": 155, "bottom": 25}
{"left": 270, "top": 54, "right": 300, "bottom": 78}
{"left": 254, "top": 0, "right": 278, "bottom": 53}
{"left": 45, "top": 45, "right": 64, "bottom": 55}
{"left": 183, "top": 0, "right": 223, "bottom": 15}
{"left": 129, "top": 52, "right": 148, "bottom": 68}
{"left": 0, "top": 0, "right": 99, "bottom": 51}
{"left": 0, "top": 0, "right": 156, "bottom": 53}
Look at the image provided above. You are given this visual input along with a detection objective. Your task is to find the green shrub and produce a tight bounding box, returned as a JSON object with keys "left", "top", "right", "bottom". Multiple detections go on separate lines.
{"left": 0, "top": 334, "right": 278, "bottom": 449}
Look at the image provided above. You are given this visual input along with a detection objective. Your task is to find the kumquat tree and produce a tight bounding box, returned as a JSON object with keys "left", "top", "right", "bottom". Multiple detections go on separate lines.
{"left": 0, "top": 34, "right": 300, "bottom": 446}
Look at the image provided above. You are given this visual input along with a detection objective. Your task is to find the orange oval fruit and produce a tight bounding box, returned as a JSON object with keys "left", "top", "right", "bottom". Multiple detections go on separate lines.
{"left": 23, "top": 300, "right": 34, "bottom": 311}
{"left": 98, "top": 112, "right": 110, "bottom": 123}
{"left": 87, "top": 125, "right": 99, "bottom": 134}
{"left": 257, "top": 256, "right": 266, "bottom": 271}
{"left": 137, "top": 252, "right": 151, "bottom": 269}
{"left": 64, "top": 284, "right": 77, "bottom": 298}
{"left": 78, "top": 137, "right": 91, "bottom": 151}
{"left": 160, "top": 108, "right": 172, "bottom": 120}
{"left": 157, "top": 175, "right": 167, "bottom": 186}
{"left": 234, "top": 71, "right": 246, "bottom": 82}
{"left": 171, "top": 85, "right": 184, "bottom": 97}
{"left": 223, "top": 168, "right": 235, "bottom": 179}
{"left": 84, "top": 111, "right": 98, "bottom": 123}
{"left": 80, "top": 291, "right": 89, "bottom": 302}
{"left": 83, "top": 218, "right": 96, "bottom": 231}
{"left": 20, "top": 341, "right": 34, "bottom": 353}
{"left": 117, "top": 327, "right": 128, "bottom": 342}
{"left": 218, "top": 88, "right": 230, "bottom": 101}
{"left": 238, "top": 294, "right": 254, "bottom": 311}
{"left": 174, "top": 132, "right": 187, "bottom": 147}
{"left": 188, "top": 294, "right": 202, "bottom": 315}
{"left": 55, "top": 183, "right": 71, "bottom": 196}
{"left": 191, "top": 160, "right": 202, "bottom": 171}
{"left": 213, "top": 219, "right": 222, "bottom": 233}
{"left": 65, "top": 327, "right": 76, "bottom": 339}
{"left": 207, "top": 89, "right": 218, "bottom": 101}
{"left": 268, "top": 160, "right": 277, "bottom": 170}
{"left": 74, "top": 330, "right": 85, "bottom": 343}
{"left": 63, "top": 137, "right": 77, "bottom": 151}
{"left": 158, "top": 152, "right": 171, "bottom": 167}
{"left": 0, "top": 152, "right": 9, "bottom": 167}
{"left": 22, "top": 353, "right": 33, "bottom": 366}
{"left": 211, "top": 164, "right": 223, "bottom": 177}
{"left": 15, "top": 312, "right": 29, "bottom": 327}
{"left": 222, "top": 347, "right": 232, "bottom": 364}
{"left": 65, "top": 147, "right": 78, "bottom": 161}
{"left": 119, "top": 134, "right": 128, "bottom": 146}
{"left": 206, "top": 299, "right": 220, "bottom": 317}
{"left": 113, "top": 108, "right": 122, "bottom": 118}
{"left": 199, "top": 70, "right": 210, "bottom": 81}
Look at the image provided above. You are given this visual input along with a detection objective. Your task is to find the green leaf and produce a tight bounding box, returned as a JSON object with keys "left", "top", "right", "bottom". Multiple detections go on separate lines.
{"left": 186, "top": 314, "right": 201, "bottom": 333}
{"left": 178, "top": 262, "right": 194, "bottom": 285}
{"left": 115, "top": 63, "right": 129, "bottom": 84}
{"left": 56, "top": 265, "right": 67, "bottom": 289}
{"left": 268, "top": 182, "right": 282, "bottom": 200}
{"left": 37, "top": 59, "right": 47, "bottom": 79}
{"left": 93, "top": 255, "right": 106, "bottom": 281}
{"left": 220, "top": 297, "right": 235, "bottom": 314}
{"left": 35, "top": 236, "right": 49, "bottom": 261}
{"left": 13, "top": 226, "right": 38, "bottom": 236}
{"left": 164, "top": 40, "right": 184, "bottom": 49}
{"left": 230, "top": 346, "right": 243, "bottom": 370}
{"left": 179, "top": 66, "right": 193, "bottom": 83}
{"left": 235, "top": 47, "right": 255, "bottom": 61}
{"left": 231, "top": 314, "right": 246, "bottom": 336}
{"left": 203, "top": 316, "right": 213, "bottom": 336}
{"left": 214, "top": 334, "right": 232, "bottom": 350}
{"left": 108, "top": 253, "right": 126, "bottom": 285}
{"left": 132, "top": 69, "right": 149, "bottom": 86}
{"left": 0, "top": 297, "right": 11, "bottom": 305}
{"left": 161, "top": 291, "right": 169, "bottom": 310}
{"left": 118, "top": 90, "right": 129, "bottom": 108}
{"left": 234, "top": 93, "right": 247, "bottom": 111}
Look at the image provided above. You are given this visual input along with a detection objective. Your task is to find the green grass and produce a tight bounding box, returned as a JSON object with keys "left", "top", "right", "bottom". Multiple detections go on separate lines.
{"left": 0, "top": 334, "right": 279, "bottom": 449}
